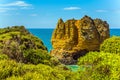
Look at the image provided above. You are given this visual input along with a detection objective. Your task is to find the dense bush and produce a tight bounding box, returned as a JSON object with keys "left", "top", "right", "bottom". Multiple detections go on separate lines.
{"left": 0, "top": 53, "right": 8, "bottom": 60}
{"left": 0, "top": 59, "right": 79, "bottom": 80}
{"left": 76, "top": 36, "right": 120, "bottom": 80}
{"left": 23, "top": 49, "right": 51, "bottom": 64}
{"left": 100, "top": 36, "right": 120, "bottom": 54}
{"left": 0, "top": 26, "right": 51, "bottom": 65}
{"left": 77, "top": 52, "right": 120, "bottom": 80}
{"left": 0, "top": 53, "right": 77, "bottom": 80}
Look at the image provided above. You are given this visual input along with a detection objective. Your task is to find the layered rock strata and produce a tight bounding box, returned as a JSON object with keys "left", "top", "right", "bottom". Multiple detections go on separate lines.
{"left": 51, "top": 15, "right": 110, "bottom": 64}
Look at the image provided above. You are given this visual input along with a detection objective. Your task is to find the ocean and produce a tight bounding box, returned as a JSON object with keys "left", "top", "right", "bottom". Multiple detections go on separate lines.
{"left": 28, "top": 29, "right": 120, "bottom": 52}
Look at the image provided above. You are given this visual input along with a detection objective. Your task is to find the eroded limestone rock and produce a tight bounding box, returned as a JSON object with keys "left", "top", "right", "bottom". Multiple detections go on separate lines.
{"left": 51, "top": 15, "right": 110, "bottom": 64}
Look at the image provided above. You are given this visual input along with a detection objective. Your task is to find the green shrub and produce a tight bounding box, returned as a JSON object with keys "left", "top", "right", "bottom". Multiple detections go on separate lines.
{"left": 6, "top": 76, "right": 23, "bottom": 80}
{"left": 0, "top": 60, "right": 18, "bottom": 79}
{"left": 23, "top": 49, "right": 51, "bottom": 64}
{"left": 47, "top": 57, "right": 61, "bottom": 67}
{"left": 0, "top": 26, "right": 50, "bottom": 65}
{"left": 100, "top": 36, "right": 120, "bottom": 54}
{"left": 0, "top": 59, "right": 79, "bottom": 80}
{"left": 77, "top": 52, "right": 120, "bottom": 80}
{"left": 0, "top": 53, "right": 8, "bottom": 60}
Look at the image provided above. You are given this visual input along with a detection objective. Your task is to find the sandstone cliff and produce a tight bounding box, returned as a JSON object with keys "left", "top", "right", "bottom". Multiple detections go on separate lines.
{"left": 51, "top": 15, "right": 110, "bottom": 64}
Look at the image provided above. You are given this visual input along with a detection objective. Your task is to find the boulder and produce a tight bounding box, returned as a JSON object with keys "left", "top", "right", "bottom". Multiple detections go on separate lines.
{"left": 51, "top": 15, "right": 110, "bottom": 64}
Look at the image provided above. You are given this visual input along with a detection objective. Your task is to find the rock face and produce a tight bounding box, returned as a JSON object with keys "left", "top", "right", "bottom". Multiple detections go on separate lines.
{"left": 51, "top": 15, "right": 110, "bottom": 64}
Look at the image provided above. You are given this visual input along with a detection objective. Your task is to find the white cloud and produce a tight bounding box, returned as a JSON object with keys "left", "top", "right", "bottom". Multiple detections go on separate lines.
{"left": 30, "top": 14, "right": 38, "bottom": 16}
{"left": 64, "top": 7, "right": 81, "bottom": 10}
{"left": 20, "top": 7, "right": 34, "bottom": 10}
{"left": 0, "top": 1, "right": 33, "bottom": 13}
{"left": 0, "top": 1, "right": 31, "bottom": 7}
{"left": 96, "top": 10, "right": 107, "bottom": 12}
{"left": 0, "top": 8, "right": 17, "bottom": 12}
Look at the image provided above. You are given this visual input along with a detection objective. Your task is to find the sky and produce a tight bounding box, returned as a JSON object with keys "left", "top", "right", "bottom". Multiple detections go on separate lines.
{"left": 0, "top": 0, "right": 120, "bottom": 28}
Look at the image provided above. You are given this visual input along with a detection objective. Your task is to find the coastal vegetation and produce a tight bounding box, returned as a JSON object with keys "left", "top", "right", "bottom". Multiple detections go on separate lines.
{"left": 0, "top": 56, "right": 77, "bottom": 80}
{"left": 100, "top": 36, "right": 120, "bottom": 54}
{"left": 0, "top": 26, "right": 77, "bottom": 80}
{"left": 0, "top": 26, "right": 50, "bottom": 65}
{"left": 77, "top": 36, "right": 120, "bottom": 80}
{"left": 0, "top": 26, "right": 120, "bottom": 80}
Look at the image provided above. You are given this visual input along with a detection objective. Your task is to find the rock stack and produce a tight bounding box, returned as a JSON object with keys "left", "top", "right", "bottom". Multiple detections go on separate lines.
{"left": 51, "top": 15, "right": 110, "bottom": 64}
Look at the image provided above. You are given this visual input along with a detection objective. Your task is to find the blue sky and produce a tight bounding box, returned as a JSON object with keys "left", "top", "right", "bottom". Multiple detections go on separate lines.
{"left": 0, "top": 0, "right": 120, "bottom": 28}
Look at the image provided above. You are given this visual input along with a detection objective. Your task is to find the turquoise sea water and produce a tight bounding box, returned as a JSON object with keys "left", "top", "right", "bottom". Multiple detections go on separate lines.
{"left": 28, "top": 29, "right": 120, "bottom": 51}
{"left": 28, "top": 29, "right": 53, "bottom": 51}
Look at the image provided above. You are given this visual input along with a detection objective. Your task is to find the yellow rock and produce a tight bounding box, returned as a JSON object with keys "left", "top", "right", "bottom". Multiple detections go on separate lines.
{"left": 51, "top": 15, "right": 110, "bottom": 64}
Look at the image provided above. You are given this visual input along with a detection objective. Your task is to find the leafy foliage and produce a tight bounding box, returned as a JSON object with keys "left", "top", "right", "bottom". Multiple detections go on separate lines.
{"left": 77, "top": 52, "right": 120, "bottom": 80}
{"left": 0, "top": 59, "right": 79, "bottom": 80}
{"left": 23, "top": 49, "right": 51, "bottom": 64}
{"left": 77, "top": 36, "right": 120, "bottom": 80}
{"left": 0, "top": 26, "right": 51, "bottom": 65}
{"left": 0, "top": 53, "right": 8, "bottom": 60}
{"left": 100, "top": 36, "right": 120, "bottom": 54}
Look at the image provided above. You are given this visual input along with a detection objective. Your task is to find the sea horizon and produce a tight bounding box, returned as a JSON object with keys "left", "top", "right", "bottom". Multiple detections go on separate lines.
{"left": 27, "top": 27, "right": 120, "bottom": 29}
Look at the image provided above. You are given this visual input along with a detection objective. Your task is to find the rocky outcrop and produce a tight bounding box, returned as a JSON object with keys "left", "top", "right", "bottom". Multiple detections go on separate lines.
{"left": 51, "top": 15, "right": 110, "bottom": 64}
